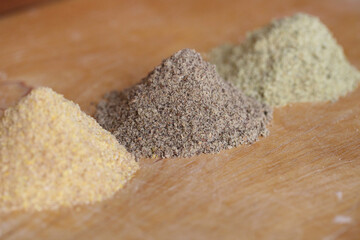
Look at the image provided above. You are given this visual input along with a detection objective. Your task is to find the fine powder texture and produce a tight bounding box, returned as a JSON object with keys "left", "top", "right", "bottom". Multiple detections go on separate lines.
{"left": 209, "top": 13, "right": 360, "bottom": 106}
{"left": 0, "top": 87, "right": 139, "bottom": 212}
{"left": 96, "top": 49, "right": 272, "bottom": 159}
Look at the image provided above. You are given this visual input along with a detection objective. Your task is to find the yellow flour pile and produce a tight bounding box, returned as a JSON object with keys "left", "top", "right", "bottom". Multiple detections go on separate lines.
{"left": 0, "top": 87, "right": 139, "bottom": 212}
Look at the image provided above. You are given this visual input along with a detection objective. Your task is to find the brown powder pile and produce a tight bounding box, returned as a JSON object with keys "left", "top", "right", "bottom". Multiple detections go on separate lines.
{"left": 96, "top": 49, "right": 272, "bottom": 159}
{"left": 0, "top": 87, "right": 139, "bottom": 212}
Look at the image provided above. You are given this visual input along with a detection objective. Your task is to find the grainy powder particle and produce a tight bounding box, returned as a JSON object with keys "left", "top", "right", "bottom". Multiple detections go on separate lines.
{"left": 0, "top": 87, "right": 139, "bottom": 212}
{"left": 96, "top": 49, "right": 272, "bottom": 159}
{"left": 209, "top": 13, "right": 360, "bottom": 106}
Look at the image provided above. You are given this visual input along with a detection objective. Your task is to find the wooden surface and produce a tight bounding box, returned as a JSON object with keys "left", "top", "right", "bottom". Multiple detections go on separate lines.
{"left": 0, "top": 0, "right": 51, "bottom": 14}
{"left": 0, "top": 0, "right": 360, "bottom": 239}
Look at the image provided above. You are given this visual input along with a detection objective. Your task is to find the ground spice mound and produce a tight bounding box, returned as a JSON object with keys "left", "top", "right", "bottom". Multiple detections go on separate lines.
{"left": 0, "top": 87, "right": 139, "bottom": 212}
{"left": 96, "top": 49, "right": 272, "bottom": 159}
{"left": 209, "top": 13, "right": 360, "bottom": 106}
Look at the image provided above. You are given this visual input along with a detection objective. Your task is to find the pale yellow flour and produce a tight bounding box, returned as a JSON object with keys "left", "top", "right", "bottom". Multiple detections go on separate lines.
{"left": 0, "top": 87, "right": 139, "bottom": 212}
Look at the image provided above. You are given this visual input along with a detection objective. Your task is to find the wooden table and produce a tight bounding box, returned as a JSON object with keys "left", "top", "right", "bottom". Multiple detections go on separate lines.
{"left": 0, "top": 0, "right": 360, "bottom": 239}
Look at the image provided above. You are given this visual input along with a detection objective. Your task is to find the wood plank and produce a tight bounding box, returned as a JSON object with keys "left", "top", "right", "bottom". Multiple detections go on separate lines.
{"left": 0, "top": 0, "right": 359, "bottom": 239}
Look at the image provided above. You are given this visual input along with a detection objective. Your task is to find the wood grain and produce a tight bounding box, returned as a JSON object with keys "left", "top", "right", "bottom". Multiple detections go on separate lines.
{"left": 0, "top": 0, "right": 51, "bottom": 14}
{"left": 0, "top": 0, "right": 359, "bottom": 239}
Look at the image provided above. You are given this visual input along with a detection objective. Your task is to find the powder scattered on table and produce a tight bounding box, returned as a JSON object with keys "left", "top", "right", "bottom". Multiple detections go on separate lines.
{"left": 209, "top": 13, "right": 360, "bottom": 106}
{"left": 0, "top": 87, "right": 139, "bottom": 212}
{"left": 95, "top": 49, "right": 272, "bottom": 159}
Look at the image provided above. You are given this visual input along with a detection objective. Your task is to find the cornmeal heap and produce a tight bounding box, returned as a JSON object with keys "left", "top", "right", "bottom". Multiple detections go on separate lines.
{"left": 209, "top": 13, "right": 360, "bottom": 106}
{"left": 0, "top": 87, "right": 139, "bottom": 212}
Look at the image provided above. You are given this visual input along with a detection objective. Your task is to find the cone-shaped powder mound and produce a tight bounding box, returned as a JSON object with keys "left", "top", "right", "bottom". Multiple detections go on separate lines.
{"left": 0, "top": 87, "right": 139, "bottom": 212}
{"left": 209, "top": 13, "right": 360, "bottom": 106}
{"left": 96, "top": 49, "right": 272, "bottom": 159}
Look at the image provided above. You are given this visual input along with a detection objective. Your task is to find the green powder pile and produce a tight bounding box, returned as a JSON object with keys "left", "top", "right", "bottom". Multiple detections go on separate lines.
{"left": 0, "top": 87, "right": 139, "bottom": 212}
{"left": 209, "top": 13, "right": 360, "bottom": 106}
